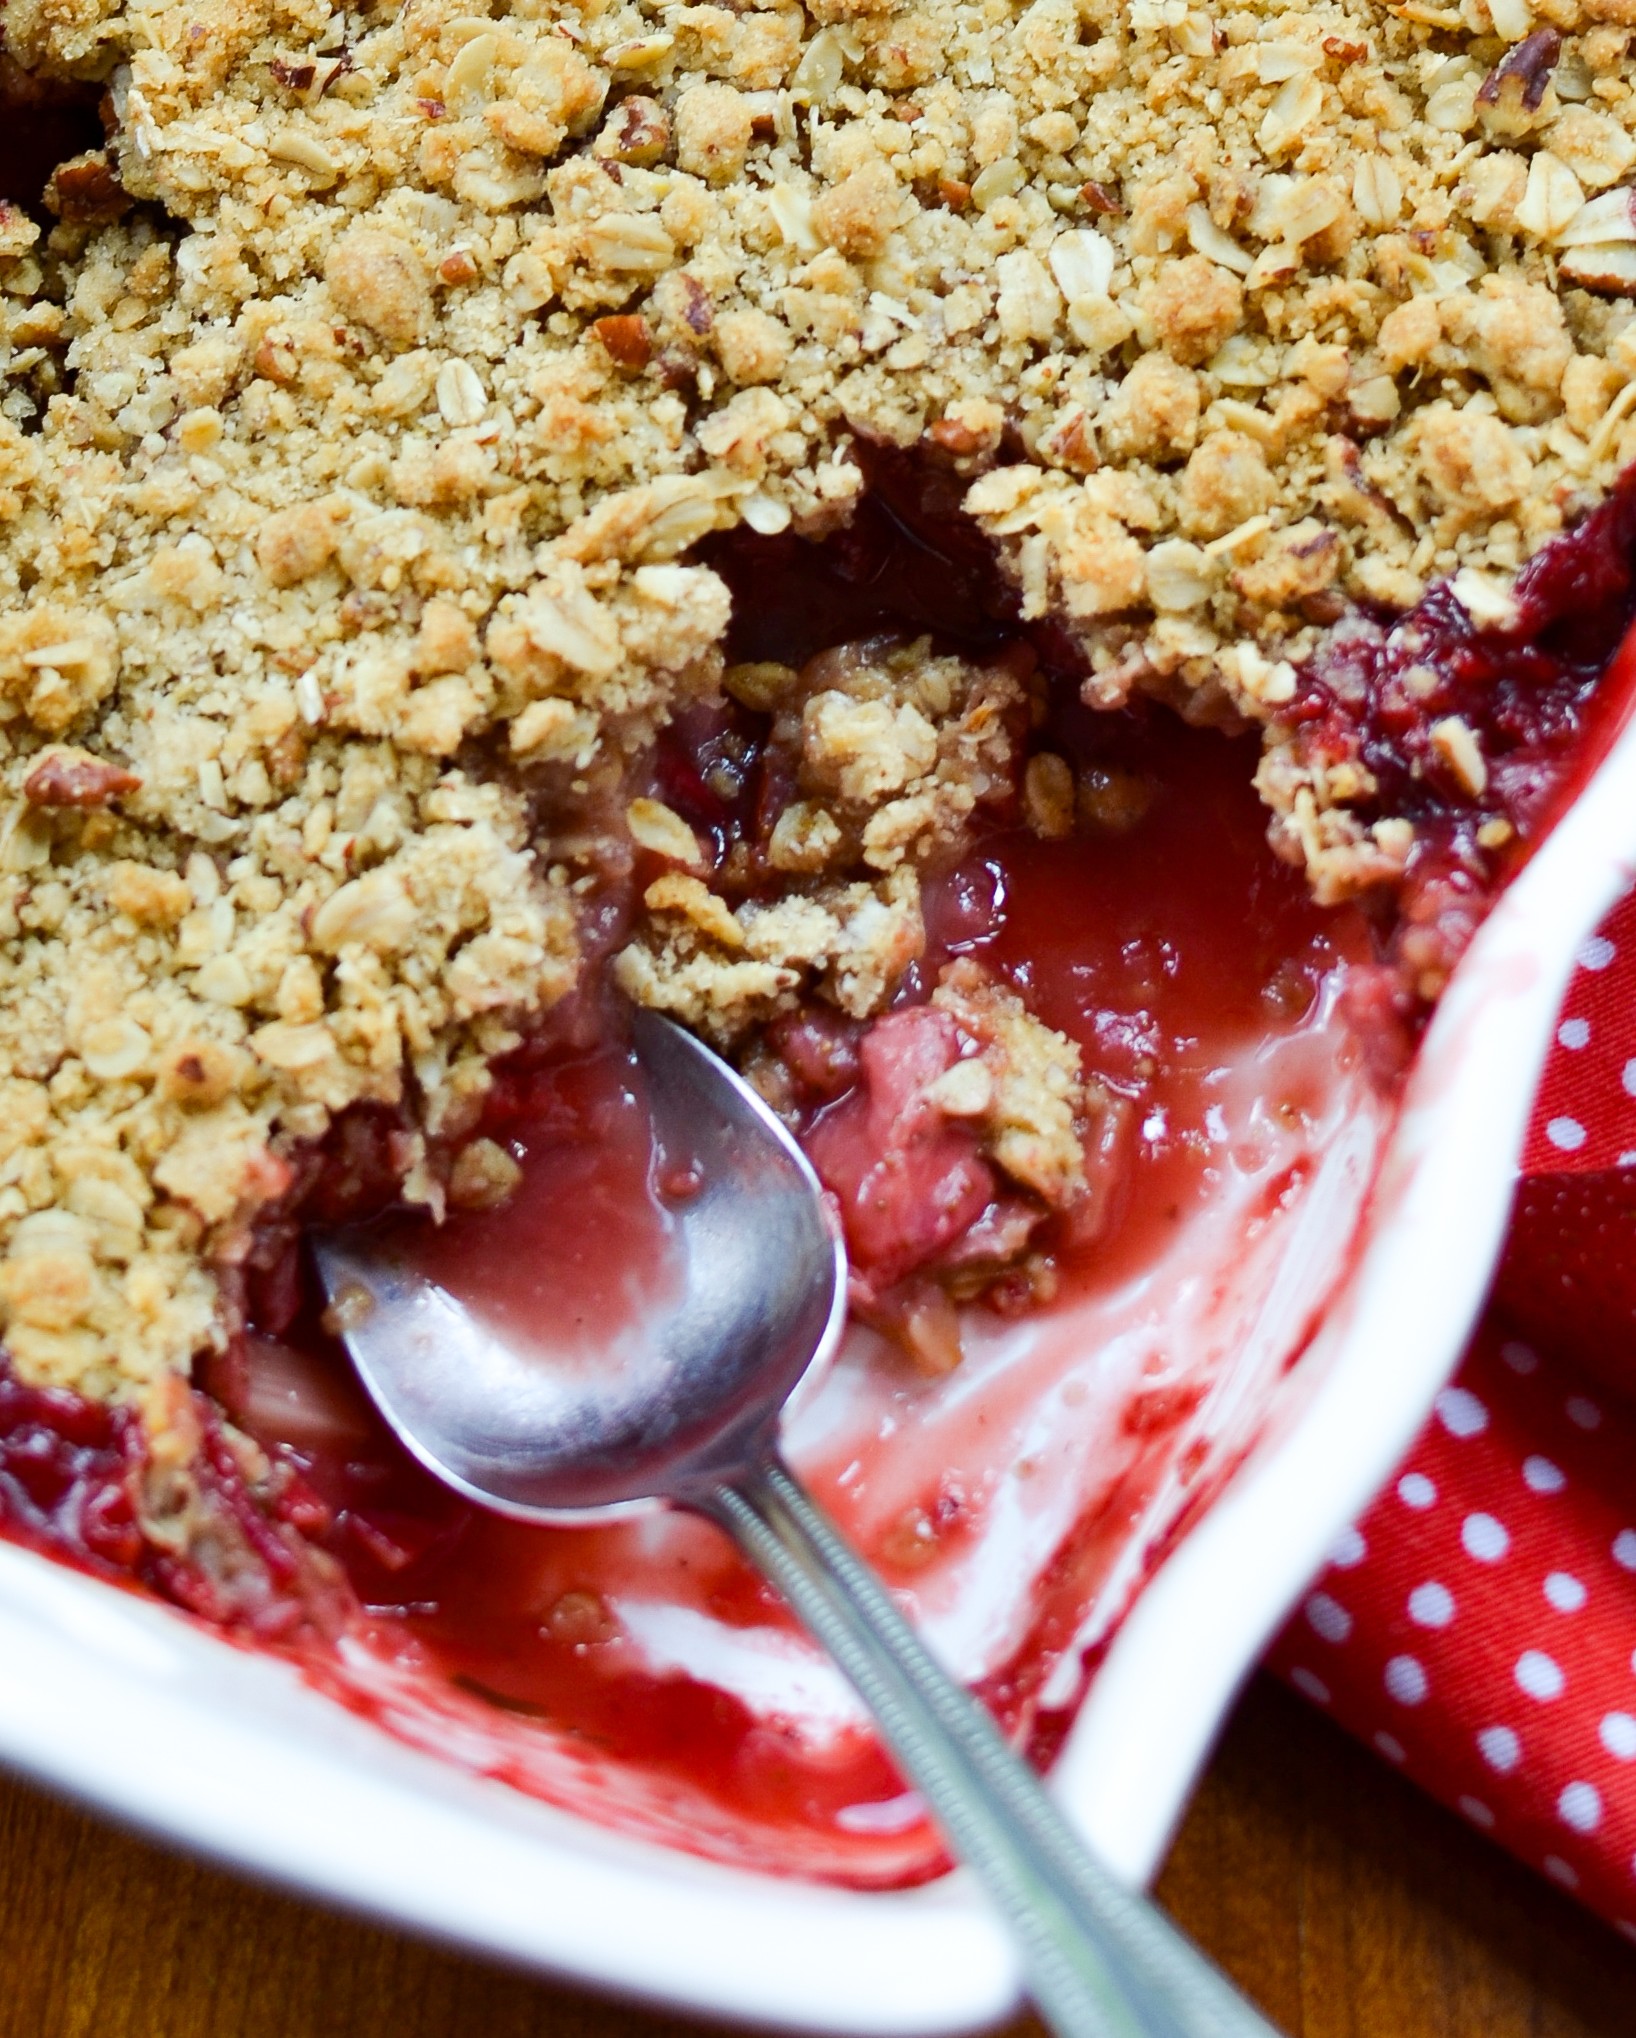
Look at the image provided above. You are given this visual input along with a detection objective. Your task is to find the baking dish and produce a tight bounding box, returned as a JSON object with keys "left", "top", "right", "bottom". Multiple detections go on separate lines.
{"left": 0, "top": 662, "right": 1632, "bottom": 2036}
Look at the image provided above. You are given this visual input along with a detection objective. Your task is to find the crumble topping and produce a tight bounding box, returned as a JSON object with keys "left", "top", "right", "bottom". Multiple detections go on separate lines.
{"left": 615, "top": 634, "right": 1025, "bottom": 1032}
{"left": 0, "top": 0, "right": 1630, "bottom": 1393}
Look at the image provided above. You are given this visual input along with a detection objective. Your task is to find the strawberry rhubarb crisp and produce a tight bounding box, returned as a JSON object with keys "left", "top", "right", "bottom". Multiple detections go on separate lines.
{"left": 0, "top": 0, "right": 1632, "bottom": 1797}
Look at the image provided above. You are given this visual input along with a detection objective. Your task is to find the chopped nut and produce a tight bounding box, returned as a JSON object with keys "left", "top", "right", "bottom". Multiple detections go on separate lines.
{"left": 1430, "top": 715, "right": 1490, "bottom": 796}
{"left": 1557, "top": 187, "right": 1636, "bottom": 246}
{"left": 790, "top": 30, "right": 846, "bottom": 107}
{"left": 1478, "top": 27, "right": 1561, "bottom": 112}
{"left": 1560, "top": 242, "right": 1636, "bottom": 291}
{"left": 43, "top": 151, "right": 131, "bottom": 224}
{"left": 23, "top": 749, "right": 141, "bottom": 808}
{"left": 590, "top": 315, "right": 654, "bottom": 371}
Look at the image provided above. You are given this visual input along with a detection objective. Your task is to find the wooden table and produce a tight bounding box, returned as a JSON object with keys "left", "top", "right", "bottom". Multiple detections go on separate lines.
{"left": 2, "top": 1675, "right": 1631, "bottom": 2038}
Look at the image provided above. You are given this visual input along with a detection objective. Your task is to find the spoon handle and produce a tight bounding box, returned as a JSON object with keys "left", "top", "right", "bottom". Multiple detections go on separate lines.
{"left": 700, "top": 1457, "right": 1277, "bottom": 2038}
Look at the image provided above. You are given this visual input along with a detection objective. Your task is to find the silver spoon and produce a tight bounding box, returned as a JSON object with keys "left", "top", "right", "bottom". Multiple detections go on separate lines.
{"left": 315, "top": 1009, "right": 1279, "bottom": 2038}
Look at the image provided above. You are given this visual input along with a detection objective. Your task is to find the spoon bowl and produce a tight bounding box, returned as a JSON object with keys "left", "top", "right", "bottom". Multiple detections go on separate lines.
{"left": 315, "top": 1010, "right": 847, "bottom": 1520}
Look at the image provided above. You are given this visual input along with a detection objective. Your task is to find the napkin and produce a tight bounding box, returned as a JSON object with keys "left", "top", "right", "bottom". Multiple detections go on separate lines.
{"left": 1265, "top": 886, "right": 1636, "bottom": 1935}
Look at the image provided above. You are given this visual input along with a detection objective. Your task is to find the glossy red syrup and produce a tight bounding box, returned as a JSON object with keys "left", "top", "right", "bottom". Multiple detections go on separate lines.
{"left": 0, "top": 707, "right": 1378, "bottom": 1876}
{"left": 1, "top": 450, "right": 1634, "bottom": 1877}
{"left": 237, "top": 715, "right": 1371, "bottom": 1871}
{"left": 377, "top": 1049, "right": 684, "bottom": 1363}
{"left": 931, "top": 711, "right": 1371, "bottom": 1297}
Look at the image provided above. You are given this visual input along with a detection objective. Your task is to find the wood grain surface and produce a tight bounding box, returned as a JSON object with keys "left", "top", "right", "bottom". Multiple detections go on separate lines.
{"left": 0, "top": 1674, "right": 1630, "bottom": 2038}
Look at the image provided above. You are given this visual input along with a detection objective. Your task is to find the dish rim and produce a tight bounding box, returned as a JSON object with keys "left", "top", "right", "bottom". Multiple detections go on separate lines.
{"left": 0, "top": 697, "right": 1631, "bottom": 2035}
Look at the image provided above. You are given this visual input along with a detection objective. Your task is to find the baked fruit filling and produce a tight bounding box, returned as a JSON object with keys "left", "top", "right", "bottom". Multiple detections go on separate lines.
{"left": 0, "top": 0, "right": 1634, "bottom": 1866}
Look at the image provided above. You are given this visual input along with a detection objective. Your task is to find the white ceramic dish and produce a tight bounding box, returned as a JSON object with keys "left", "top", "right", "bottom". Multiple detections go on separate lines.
{"left": 0, "top": 698, "right": 1633, "bottom": 2034}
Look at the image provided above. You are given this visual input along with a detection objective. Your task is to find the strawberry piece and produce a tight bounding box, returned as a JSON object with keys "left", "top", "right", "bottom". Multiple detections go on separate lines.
{"left": 804, "top": 1005, "right": 996, "bottom": 1291}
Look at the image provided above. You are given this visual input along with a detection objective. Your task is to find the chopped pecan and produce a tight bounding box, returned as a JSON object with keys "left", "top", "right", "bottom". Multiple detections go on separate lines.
{"left": 655, "top": 347, "right": 699, "bottom": 390}
{"left": 1322, "top": 35, "right": 1368, "bottom": 62}
{"left": 680, "top": 274, "right": 713, "bottom": 336}
{"left": 591, "top": 314, "right": 653, "bottom": 370}
{"left": 24, "top": 749, "right": 141, "bottom": 808}
{"left": 929, "top": 416, "right": 988, "bottom": 457}
{"left": 43, "top": 150, "right": 131, "bottom": 224}
{"left": 1478, "top": 27, "right": 1561, "bottom": 109}
{"left": 269, "top": 56, "right": 317, "bottom": 92}
{"left": 265, "top": 725, "right": 309, "bottom": 789}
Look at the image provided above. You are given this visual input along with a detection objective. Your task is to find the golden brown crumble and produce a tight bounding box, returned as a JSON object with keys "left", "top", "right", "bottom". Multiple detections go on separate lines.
{"left": 0, "top": 0, "right": 1630, "bottom": 1396}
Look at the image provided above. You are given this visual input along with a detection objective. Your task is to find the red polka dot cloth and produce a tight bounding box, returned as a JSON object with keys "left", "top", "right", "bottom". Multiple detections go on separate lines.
{"left": 1265, "top": 884, "right": 1636, "bottom": 1935}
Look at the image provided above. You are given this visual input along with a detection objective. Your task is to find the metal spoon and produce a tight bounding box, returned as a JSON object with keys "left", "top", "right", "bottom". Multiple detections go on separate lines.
{"left": 315, "top": 1009, "right": 1279, "bottom": 2038}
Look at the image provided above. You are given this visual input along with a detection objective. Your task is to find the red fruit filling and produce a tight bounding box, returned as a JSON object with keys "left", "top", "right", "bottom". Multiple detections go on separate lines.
{"left": 805, "top": 1008, "right": 996, "bottom": 1294}
{"left": 0, "top": 459, "right": 1634, "bottom": 1876}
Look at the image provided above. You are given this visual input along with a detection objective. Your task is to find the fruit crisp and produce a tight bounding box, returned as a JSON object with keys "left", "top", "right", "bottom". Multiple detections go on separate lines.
{"left": 0, "top": 0, "right": 1633, "bottom": 1419}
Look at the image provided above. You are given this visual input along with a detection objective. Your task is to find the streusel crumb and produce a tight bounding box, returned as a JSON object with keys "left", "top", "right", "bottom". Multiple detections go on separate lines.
{"left": 0, "top": 0, "right": 1629, "bottom": 1391}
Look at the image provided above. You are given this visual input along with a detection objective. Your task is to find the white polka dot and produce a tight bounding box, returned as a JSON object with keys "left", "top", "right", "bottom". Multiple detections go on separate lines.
{"left": 1305, "top": 1592, "right": 1352, "bottom": 1643}
{"left": 1547, "top": 1116, "right": 1588, "bottom": 1153}
{"left": 1544, "top": 1856, "right": 1580, "bottom": 1890}
{"left": 1288, "top": 1666, "right": 1330, "bottom": 1705}
{"left": 1328, "top": 1525, "right": 1367, "bottom": 1570}
{"left": 1545, "top": 1571, "right": 1587, "bottom": 1613}
{"left": 1385, "top": 1655, "right": 1428, "bottom": 1705}
{"left": 1579, "top": 934, "right": 1616, "bottom": 971}
{"left": 1478, "top": 1725, "right": 1521, "bottom": 1772}
{"left": 1501, "top": 1340, "right": 1540, "bottom": 1375}
{"left": 1459, "top": 1796, "right": 1496, "bottom": 1829}
{"left": 1625, "top": 1059, "right": 1636, "bottom": 1100}
{"left": 1622, "top": 1150, "right": 1636, "bottom": 1169}
{"left": 1616, "top": 1529, "right": 1636, "bottom": 1572}
{"left": 1398, "top": 1472, "right": 1437, "bottom": 1510}
{"left": 1558, "top": 1017, "right": 1591, "bottom": 1050}
{"left": 1408, "top": 1581, "right": 1455, "bottom": 1629}
{"left": 1462, "top": 1512, "right": 1510, "bottom": 1563}
{"left": 1374, "top": 1732, "right": 1406, "bottom": 1763}
{"left": 1567, "top": 1395, "right": 1603, "bottom": 1430}
{"left": 1524, "top": 1455, "right": 1566, "bottom": 1494}
{"left": 1516, "top": 1650, "right": 1566, "bottom": 1701}
{"left": 1436, "top": 1386, "right": 1489, "bottom": 1438}
{"left": 1560, "top": 1781, "right": 1603, "bottom": 1833}
{"left": 1601, "top": 1712, "right": 1636, "bottom": 1761}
